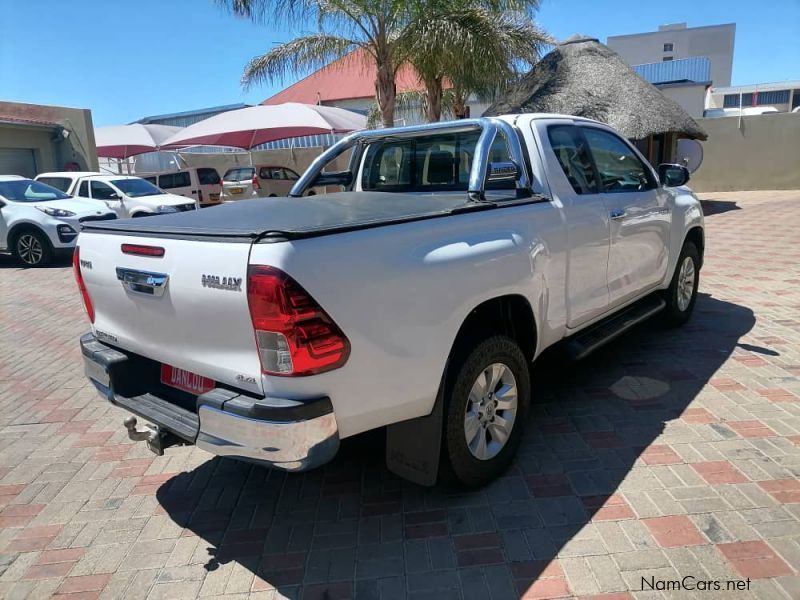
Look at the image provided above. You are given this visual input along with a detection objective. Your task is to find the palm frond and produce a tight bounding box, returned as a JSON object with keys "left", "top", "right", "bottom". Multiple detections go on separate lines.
{"left": 241, "top": 35, "right": 361, "bottom": 90}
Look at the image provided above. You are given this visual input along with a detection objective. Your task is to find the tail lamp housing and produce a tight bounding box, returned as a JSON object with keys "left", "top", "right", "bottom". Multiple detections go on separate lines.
{"left": 72, "top": 247, "right": 95, "bottom": 323}
{"left": 247, "top": 265, "right": 350, "bottom": 376}
{"left": 252, "top": 174, "right": 261, "bottom": 191}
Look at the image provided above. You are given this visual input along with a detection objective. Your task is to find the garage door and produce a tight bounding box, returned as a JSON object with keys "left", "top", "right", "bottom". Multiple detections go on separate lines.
{"left": 0, "top": 148, "right": 37, "bottom": 178}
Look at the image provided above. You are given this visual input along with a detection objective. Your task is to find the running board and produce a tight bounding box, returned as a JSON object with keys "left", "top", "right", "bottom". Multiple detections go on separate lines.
{"left": 564, "top": 296, "right": 666, "bottom": 360}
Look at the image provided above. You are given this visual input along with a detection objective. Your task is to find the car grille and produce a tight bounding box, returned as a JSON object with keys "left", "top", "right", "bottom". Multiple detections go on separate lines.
{"left": 175, "top": 203, "right": 197, "bottom": 212}
{"left": 79, "top": 214, "right": 117, "bottom": 223}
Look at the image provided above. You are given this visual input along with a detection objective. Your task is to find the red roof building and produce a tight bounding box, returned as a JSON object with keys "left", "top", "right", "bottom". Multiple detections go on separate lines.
{"left": 261, "top": 49, "right": 427, "bottom": 107}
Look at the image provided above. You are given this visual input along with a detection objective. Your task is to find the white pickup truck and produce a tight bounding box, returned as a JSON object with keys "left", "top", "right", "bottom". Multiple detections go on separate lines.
{"left": 75, "top": 114, "right": 704, "bottom": 487}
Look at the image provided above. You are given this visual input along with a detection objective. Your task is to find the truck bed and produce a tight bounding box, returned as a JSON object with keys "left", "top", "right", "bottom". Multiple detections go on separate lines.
{"left": 80, "top": 192, "right": 493, "bottom": 240}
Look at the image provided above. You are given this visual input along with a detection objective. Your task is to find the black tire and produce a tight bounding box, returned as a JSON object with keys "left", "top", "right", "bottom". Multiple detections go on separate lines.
{"left": 306, "top": 191, "right": 316, "bottom": 196}
{"left": 441, "top": 335, "right": 530, "bottom": 487}
{"left": 661, "top": 241, "right": 700, "bottom": 327}
{"left": 131, "top": 212, "right": 148, "bottom": 218}
{"left": 13, "top": 228, "right": 53, "bottom": 267}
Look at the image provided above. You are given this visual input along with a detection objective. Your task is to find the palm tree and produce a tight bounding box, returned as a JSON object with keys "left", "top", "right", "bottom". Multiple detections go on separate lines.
{"left": 405, "top": 5, "right": 551, "bottom": 122}
{"left": 218, "top": 0, "right": 545, "bottom": 128}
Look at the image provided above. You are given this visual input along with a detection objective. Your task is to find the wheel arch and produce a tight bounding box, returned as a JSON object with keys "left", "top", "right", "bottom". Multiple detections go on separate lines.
{"left": 684, "top": 226, "right": 704, "bottom": 268}
{"left": 449, "top": 294, "right": 538, "bottom": 366}
{"left": 8, "top": 222, "right": 52, "bottom": 249}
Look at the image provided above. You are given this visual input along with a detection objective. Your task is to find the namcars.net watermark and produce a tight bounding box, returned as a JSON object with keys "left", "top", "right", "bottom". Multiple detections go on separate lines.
{"left": 643, "top": 575, "right": 751, "bottom": 592}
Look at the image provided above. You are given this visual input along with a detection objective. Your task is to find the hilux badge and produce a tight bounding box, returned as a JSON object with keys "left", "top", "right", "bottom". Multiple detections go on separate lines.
{"left": 202, "top": 274, "right": 243, "bottom": 291}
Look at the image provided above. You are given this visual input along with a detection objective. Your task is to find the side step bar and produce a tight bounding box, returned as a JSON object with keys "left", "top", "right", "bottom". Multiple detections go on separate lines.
{"left": 564, "top": 295, "right": 666, "bottom": 360}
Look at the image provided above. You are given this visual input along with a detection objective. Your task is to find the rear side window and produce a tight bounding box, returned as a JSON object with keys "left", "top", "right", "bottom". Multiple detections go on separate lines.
{"left": 158, "top": 171, "right": 191, "bottom": 189}
{"left": 143, "top": 176, "right": 157, "bottom": 184}
{"left": 37, "top": 177, "right": 71, "bottom": 192}
{"left": 361, "top": 130, "right": 514, "bottom": 193}
{"left": 258, "top": 167, "right": 279, "bottom": 180}
{"left": 547, "top": 125, "right": 599, "bottom": 195}
{"left": 581, "top": 127, "right": 657, "bottom": 192}
{"left": 78, "top": 180, "right": 89, "bottom": 197}
{"left": 224, "top": 167, "right": 255, "bottom": 182}
{"left": 197, "top": 168, "right": 220, "bottom": 185}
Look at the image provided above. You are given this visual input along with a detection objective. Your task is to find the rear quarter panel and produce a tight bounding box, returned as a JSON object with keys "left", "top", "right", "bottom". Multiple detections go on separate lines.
{"left": 250, "top": 201, "right": 566, "bottom": 438}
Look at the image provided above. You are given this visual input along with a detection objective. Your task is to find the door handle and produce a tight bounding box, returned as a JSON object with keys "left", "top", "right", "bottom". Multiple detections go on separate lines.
{"left": 610, "top": 209, "right": 626, "bottom": 220}
{"left": 116, "top": 267, "right": 169, "bottom": 297}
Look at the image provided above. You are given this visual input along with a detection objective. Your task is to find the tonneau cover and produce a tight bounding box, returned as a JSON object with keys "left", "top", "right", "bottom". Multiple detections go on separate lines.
{"left": 81, "top": 192, "right": 481, "bottom": 239}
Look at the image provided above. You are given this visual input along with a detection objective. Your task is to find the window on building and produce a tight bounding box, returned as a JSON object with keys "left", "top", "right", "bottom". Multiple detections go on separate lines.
{"left": 663, "top": 43, "right": 674, "bottom": 52}
{"left": 723, "top": 93, "right": 756, "bottom": 108}
{"left": 755, "top": 90, "right": 790, "bottom": 105}
{"left": 793, "top": 90, "right": 800, "bottom": 109}
{"left": 662, "top": 56, "right": 673, "bottom": 62}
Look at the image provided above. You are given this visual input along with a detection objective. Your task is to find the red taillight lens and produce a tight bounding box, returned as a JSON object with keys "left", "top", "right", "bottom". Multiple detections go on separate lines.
{"left": 121, "top": 243, "right": 165, "bottom": 257}
{"left": 252, "top": 174, "right": 261, "bottom": 190}
{"left": 73, "top": 247, "right": 95, "bottom": 323}
{"left": 247, "top": 265, "right": 349, "bottom": 376}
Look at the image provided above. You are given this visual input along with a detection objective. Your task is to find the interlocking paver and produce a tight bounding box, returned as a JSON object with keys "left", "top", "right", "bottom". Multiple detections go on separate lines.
{"left": 2, "top": 191, "right": 800, "bottom": 598}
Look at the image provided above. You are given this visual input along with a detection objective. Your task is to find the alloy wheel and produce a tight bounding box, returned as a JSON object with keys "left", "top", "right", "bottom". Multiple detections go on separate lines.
{"left": 464, "top": 362, "right": 518, "bottom": 460}
{"left": 18, "top": 234, "right": 44, "bottom": 265}
{"left": 677, "top": 255, "right": 696, "bottom": 311}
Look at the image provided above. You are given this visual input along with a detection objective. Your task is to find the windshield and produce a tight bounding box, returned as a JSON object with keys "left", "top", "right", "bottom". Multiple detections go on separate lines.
{"left": 0, "top": 179, "right": 71, "bottom": 202}
{"left": 111, "top": 178, "right": 164, "bottom": 198}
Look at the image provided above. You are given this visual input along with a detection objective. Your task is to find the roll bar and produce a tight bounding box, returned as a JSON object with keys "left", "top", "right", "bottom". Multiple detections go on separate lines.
{"left": 289, "top": 117, "right": 531, "bottom": 201}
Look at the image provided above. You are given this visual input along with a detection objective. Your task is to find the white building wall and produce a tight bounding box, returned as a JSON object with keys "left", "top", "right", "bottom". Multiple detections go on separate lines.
{"left": 608, "top": 23, "right": 735, "bottom": 87}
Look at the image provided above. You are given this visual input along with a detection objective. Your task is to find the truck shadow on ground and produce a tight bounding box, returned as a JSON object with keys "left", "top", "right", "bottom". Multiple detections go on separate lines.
{"left": 156, "top": 293, "right": 756, "bottom": 598}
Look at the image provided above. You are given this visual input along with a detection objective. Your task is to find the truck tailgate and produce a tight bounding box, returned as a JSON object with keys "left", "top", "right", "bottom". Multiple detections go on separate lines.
{"left": 78, "top": 231, "right": 263, "bottom": 396}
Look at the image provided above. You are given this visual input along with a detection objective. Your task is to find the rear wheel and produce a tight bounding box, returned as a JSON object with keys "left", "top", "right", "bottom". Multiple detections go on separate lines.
{"left": 662, "top": 241, "right": 700, "bottom": 326}
{"left": 13, "top": 229, "right": 53, "bottom": 267}
{"left": 441, "top": 335, "right": 530, "bottom": 487}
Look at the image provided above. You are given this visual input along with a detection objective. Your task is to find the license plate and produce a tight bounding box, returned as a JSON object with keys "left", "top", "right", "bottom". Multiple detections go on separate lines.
{"left": 230, "top": 187, "right": 243, "bottom": 194}
{"left": 160, "top": 364, "right": 214, "bottom": 395}
{"left": 209, "top": 193, "right": 220, "bottom": 201}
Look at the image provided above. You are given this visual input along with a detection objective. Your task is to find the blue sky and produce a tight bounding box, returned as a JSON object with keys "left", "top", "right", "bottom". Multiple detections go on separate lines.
{"left": 2, "top": 0, "right": 798, "bottom": 126}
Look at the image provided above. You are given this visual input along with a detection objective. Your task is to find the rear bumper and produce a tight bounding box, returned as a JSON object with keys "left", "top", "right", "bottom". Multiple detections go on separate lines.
{"left": 80, "top": 333, "right": 339, "bottom": 471}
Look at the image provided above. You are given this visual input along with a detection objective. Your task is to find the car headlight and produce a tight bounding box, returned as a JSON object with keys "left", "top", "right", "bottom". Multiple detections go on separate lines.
{"left": 157, "top": 205, "right": 178, "bottom": 213}
{"left": 37, "top": 206, "right": 76, "bottom": 217}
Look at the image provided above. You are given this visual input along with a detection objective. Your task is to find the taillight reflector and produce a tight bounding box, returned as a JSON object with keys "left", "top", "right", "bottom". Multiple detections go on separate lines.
{"left": 121, "top": 244, "right": 165, "bottom": 257}
{"left": 73, "top": 247, "right": 95, "bottom": 323}
{"left": 252, "top": 174, "right": 261, "bottom": 190}
{"left": 247, "top": 265, "right": 349, "bottom": 376}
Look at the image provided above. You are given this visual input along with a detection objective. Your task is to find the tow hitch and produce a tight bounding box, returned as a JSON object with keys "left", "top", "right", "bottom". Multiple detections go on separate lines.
{"left": 123, "top": 416, "right": 186, "bottom": 456}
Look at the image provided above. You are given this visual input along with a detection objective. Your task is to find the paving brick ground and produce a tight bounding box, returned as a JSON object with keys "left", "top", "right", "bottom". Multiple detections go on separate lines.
{"left": 1, "top": 190, "right": 799, "bottom": 599}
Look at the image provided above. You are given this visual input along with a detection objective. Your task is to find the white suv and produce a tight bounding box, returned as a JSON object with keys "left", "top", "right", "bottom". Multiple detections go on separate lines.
{"left": 37, "top": 173, "right": 197, "bottom": 218}
{"left": 0, "top": 175, "right": 115, "bottom": 266}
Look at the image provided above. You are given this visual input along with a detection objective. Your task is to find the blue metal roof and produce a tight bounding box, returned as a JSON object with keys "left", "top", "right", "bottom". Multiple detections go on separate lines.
{"left": 633, "top": 57, "right": 711, "bottom": 85}
{"left": 133, "top": 103, "right": 251, "bottom": 125}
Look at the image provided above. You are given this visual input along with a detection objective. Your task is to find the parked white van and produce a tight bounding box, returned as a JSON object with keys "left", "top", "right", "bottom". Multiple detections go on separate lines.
{"left": 220, "top": 165, "right": 318, "bottom": 201}
{"left": 141, "top": 167, "right": 222, "bottom": 207}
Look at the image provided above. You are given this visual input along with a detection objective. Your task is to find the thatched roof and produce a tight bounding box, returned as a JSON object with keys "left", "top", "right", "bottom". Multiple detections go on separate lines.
{"left": 485, "top": 35, "right": 707, "bottom": 140}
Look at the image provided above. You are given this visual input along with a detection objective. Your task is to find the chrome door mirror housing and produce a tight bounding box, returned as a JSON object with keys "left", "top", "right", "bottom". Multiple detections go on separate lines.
{"left": 658, "top": 163, "right": 690, "bottom": 187}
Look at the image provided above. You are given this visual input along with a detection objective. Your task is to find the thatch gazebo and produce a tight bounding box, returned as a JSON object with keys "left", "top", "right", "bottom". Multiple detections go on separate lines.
{"left": 484, "top": 35, "right": 707, "bottom": 165}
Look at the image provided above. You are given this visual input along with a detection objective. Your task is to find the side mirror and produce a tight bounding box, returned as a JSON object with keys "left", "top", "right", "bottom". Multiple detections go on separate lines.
{"left": 658, "top": 164, "right": 690, "bottom": 187}
{"left": 487, "top": 161, "right": 520, "bottom": 183}
{"left": 313, "top": 170, "right": 353, "bottom": 187}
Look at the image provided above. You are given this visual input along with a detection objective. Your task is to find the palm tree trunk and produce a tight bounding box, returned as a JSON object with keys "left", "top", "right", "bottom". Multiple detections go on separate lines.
{"left": 422, "top": 75, "right": 443, "bottom": 123}
{"left": 375, "top": 60, "right": 396, "bottom": 128}
{"left": 453, "top": 87, "right": 469, "bottom": 119}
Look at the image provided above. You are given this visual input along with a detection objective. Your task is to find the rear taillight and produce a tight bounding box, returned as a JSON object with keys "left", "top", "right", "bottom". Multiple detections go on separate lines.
{"left": 247, "top": 265, "right": 349, "bottom": 376}
{"left": 73, "top": 247, "right": 95, "bottom": 323}
{"left": 252, "top": 174, "right": 261, "bottom": 191}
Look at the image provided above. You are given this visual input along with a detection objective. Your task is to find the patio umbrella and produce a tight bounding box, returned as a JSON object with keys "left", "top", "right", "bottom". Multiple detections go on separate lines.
{"left": 159, "top": 103, "right": 367, "bottom": 150}
{"left": 95, "top": 124, "right": 183, "bottom": 159}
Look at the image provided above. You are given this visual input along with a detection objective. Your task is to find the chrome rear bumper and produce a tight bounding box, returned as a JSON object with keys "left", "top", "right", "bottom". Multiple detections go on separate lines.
{"left": 80, "top": 332, "right": 339, "bottom": 472}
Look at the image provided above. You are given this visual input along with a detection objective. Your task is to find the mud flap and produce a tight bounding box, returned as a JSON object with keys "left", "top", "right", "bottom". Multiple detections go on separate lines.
{"left": 385, "top": 373, "right": 446, "bottom": 486}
